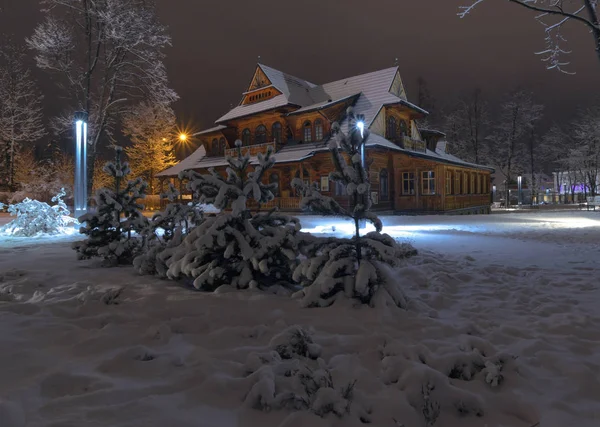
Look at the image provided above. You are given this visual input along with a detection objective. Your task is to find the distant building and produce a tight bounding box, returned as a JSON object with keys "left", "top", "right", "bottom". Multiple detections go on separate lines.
{"left": 159, "top": 64, "right": 494, "bottom": 214}
{"left": 553, "top": 170, "right": 600, "bottom": 203}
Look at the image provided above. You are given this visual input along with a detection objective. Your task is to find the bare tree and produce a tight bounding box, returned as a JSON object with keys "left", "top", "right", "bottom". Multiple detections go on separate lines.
{"left": 0, "top": 40, "right": 46, "bottom": 191}
{"left": 572, "top": 107, "right": 600, "bottom": 196}
{"left": 459, "top": 0, "right": 600, "bottom": 73}
{"left": 123, "top": 102, "right": 177, "bottom": 194}
{"left": 488, "top": 90, "right": 544, "bottom": 206}
{"left": 443, "top": 88, "right": 490, "bottom": 164}
{"left": 27, "top": 0, "right": 178, "bottom": 193}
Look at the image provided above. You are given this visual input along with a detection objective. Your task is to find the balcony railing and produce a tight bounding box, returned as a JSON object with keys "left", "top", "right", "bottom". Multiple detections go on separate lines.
{"left": 225, "top": 141, "right": 277, "bottom": 158}
{"left": 402, "top": 136, "right": 426, "bottom": 153}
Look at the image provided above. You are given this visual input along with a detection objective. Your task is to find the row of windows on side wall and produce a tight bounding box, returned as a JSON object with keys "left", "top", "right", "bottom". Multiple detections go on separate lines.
{"left": 400, "top": 171, "right": 490, "bottom": 196}
{"left": 303, "top": 119, "right": 324, "bottom": 143}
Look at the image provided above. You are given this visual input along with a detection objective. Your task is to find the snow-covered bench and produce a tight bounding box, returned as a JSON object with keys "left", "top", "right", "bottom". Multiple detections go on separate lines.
{"left": 586, "top": 196, "right": 600, "bottom": 211}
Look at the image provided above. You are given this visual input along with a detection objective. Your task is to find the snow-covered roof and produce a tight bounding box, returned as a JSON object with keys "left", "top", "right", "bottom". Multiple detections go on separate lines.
{"left": 287, "top": 93, "right": 361, "bottom": 115}
{"left": 193, "top": 125, "right": 227, "bottom": 136}
{"left": 156, "top": 145, "right": 207, "bottom": 177}
{"left": 215, "top": 64, "right": 428, "bottom": 126}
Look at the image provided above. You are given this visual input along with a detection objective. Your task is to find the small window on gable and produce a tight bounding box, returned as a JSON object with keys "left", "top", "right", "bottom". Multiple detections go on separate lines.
{"left": 242, "top": 128, "right": 251, "bottom": 146}
{"left": 314, "top": 119, "right": 324, "bottom": 141}
{"left": 303, "top": 121, "right": 312, "bottom": 143}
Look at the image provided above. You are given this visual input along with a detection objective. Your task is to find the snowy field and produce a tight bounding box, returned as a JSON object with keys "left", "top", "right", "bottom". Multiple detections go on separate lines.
{"left": 1, "top": 210, "right": 599, "bottom": 426}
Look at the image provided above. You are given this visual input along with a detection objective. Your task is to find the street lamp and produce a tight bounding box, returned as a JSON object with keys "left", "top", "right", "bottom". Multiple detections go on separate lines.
{"left": 492, "top": 185, "right": 496, "bottom": 202}
{"left": 74, "top": 111, "right": 88, "bottom": 218}
{"left": 356, "top": 120, "right": 365, "bottom": 167}
{"left": 179, "top": 133, "right": 188, "bottom": 142}
{"left": 517, "top": 175, "right": 523, "bottom": 206}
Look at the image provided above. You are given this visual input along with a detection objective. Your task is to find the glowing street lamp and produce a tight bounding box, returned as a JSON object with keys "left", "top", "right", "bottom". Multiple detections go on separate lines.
{"left": 179, "top": 133, "right": 188, "bottom": 142}
{"left": 517, "top": 175, "right": 523, "bottom": 206}
{"left": 74, "top": 111, "right": 88, "bottom": 218}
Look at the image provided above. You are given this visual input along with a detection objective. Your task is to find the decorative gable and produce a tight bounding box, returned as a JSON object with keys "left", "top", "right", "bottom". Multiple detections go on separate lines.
{"left": 389, "top": 70, "right": 407, "bottom": 100}
{"left": 248, "top": 66, "right": 272, "bottom": 91}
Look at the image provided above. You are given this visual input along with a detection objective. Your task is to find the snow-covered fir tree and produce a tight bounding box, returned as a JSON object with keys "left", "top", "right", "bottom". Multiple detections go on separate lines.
{"left": 165, "top": 140, "right": 301, "bottom": 292}
{"left": 133, "top": 183, "right": 204, "bottom": 277}
{"left": 0, "top": 188, "right": 76, "bottom": 237}
{"left": 292, "top": 108, "right": 417, "bottom": 308}
{"left": 73, "top": 146, "right": 149, "bottom": 265}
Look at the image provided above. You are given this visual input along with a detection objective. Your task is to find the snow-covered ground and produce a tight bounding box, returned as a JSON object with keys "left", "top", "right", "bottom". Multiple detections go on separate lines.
{"left": 1, "top": 211, "right": 599, "bottom": 426}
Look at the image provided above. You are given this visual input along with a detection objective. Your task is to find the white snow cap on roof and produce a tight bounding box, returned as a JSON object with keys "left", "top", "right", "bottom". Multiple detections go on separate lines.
{"left": 157, "top": 145, "right": 207, "bottom": 177}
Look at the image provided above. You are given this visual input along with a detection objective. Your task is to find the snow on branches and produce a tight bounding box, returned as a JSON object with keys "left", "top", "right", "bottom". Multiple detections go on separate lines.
{"left": 73, "top": 146, "right": 149, "bottom": 265}
{"left": 293, "top": 108, "right": 417, "bottom": 308}
{"left": 164, "top": 141, "right": 301, "bottom": 292}
{"left": 0, "top": 188, "right": 76, "bottom": 237}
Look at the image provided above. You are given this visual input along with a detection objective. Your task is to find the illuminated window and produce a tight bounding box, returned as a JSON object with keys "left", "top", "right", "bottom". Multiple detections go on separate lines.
{"left": 387, "top": 116, "right": 397, "bottom": 139}
{"left": 320, "top": 176, "right": 329, "bottom": 191}
{"left": 303, "top": 121, "right": 312, "bottom": 142}
{"left": 422, "top": 171, "right": 435, "bottom": 195}
{"left": 463, "top": 173, "right": 468, "bottom": 195}
{"left": 272, "top": 122, "right": 282, "bottom": 143}
{"left": 255, "top": 125, "right": 267, "bottom": 144}
{"left": 242, "top": 128, "right": 251, "bottom": 146}
{"left": 379, "top": 169, "right": 389, "bottom": 200}
{"left": 402, "top": 172, "right": 415, "bottom": 195}
{"left": 314, "top": 119, "right": 324, "bottom": 141}
{"left": 446, "top": 170, "right": 452, "bottom": 195}
{"left": 470, "top": 173, "right": 475, "bottom": 194}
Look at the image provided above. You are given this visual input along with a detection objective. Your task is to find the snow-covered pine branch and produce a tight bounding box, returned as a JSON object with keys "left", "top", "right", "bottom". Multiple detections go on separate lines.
{"left": 133, "top": 183, "right": 204, "bottom": 277}
{"left": 293, "top": 108, "right": 417, "bottom": 308}
{"left": 73, "top": 146, "right": 149, "bottom": 265}
{"left": 458, "top": 0, "right": 600, "bottom": 72}
{"left": 164, "top": 141, "right": 301, "bottom": 292}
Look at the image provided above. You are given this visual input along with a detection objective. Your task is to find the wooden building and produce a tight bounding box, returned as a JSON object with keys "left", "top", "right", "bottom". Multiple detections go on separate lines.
{"left": 158, "top": 64, "right": 494, "bottom": 214}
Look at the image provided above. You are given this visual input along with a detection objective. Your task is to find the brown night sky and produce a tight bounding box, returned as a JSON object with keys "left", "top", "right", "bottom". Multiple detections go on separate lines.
{"left": 2, "top": 0, "right": 599, "bottom": 135}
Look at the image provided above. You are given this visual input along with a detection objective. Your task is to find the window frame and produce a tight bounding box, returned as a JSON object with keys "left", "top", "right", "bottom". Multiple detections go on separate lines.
{"left": 421, "top": 171, "right": 436, "bottom": 195}
{"left": 402, "top": 172, "right": 416, "bottom": 196}
{"left": 271, "top": 122, "right": 282, "bottom": 144}
{"left": 314, "top": 119, "right": 324, "bottom": 141}
{"left": 446, "top": 170, "right": 452, "bottom": 195}
{"left": 399, "top": 120, "right": 408, "bottom": 137}
{"left": 454, "top": 171, "right": 461, "bottom": 195}
{"left": 255, "top": 124, "right": 267, "bottom": 144}
{"left": 242, "top": 128, "right": 251, "bottom": 146}
{"left": 386, "top": 116, "right": 397, "bottom": 140}
{"left": 303, "top": 121, "right": 312, "bottom": 143}
{"left": 379, "top": 168, "right": 389, "bottom": 201}
{"left": 320, "top": 176, "right": 330, "bottom": 192}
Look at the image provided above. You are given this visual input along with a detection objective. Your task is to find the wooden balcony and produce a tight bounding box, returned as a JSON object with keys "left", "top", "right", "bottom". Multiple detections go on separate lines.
{"left": 402, "top": 136, "right": 426, "bottom": 153}
{"left": 225, "top": 141, "right": 276, "bottom": 158}
{"left": 247, "top": 197, "right": 301, "bottom": 211}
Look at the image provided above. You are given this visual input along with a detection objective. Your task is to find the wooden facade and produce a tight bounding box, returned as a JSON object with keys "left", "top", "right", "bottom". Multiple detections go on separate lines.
{"left": 159, "top": 64, "right": 493, "bottom": 214}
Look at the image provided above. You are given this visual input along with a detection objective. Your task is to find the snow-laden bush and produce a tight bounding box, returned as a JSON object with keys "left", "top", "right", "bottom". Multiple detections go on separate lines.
{"left": 293, "top": 108, "right": 417, "bottom": 308}
{"left": 133, "top": 183, "right": 204, "bottom": 276}
{"left": 164, "top": 141, "right": 301, "bottom": 292}
{"left": 0, "top": 188, "right": 77, "bottom": 237}
{"left": 73, "top": 146, "right": 149, "bottom": 265}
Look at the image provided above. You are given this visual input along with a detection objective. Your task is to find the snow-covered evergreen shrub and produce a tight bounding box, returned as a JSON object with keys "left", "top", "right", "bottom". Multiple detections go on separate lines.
{"left": 292, "top": 108, "right": 417, "bottom": 307}
{"left": 73, "top": 146, "right": 149, "bottom": 265}
{"left": 0, "top": 188, "right": 76, "bottom": 236}
{"left": 133, "top": 183, "right": 204, "bottom": 276}
{"left": 165, "top": 141, "right": 301, "bottom": 291}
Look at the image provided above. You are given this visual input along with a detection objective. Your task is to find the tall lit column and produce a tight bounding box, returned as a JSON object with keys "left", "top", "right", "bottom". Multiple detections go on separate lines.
{"left": 517, "top": 175, "right": 522, "bottom": 206}
{"left": 74, "top": 111, "right": 88, "bottom": 218}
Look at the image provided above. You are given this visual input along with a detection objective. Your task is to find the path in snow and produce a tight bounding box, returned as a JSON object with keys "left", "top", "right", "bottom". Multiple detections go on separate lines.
{"left": 0, "top": 210, "right": 599, "bottom": 427}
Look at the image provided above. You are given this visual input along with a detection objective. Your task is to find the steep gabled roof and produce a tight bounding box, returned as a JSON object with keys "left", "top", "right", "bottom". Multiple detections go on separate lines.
{"left": 157, "top": 145, "right": 207, "bottom": 177}
{"left": 258, "top": 64, "right": 317, "bottom": 106}
{"left": 193, "top": 125, "right": 227, "bottom": 136}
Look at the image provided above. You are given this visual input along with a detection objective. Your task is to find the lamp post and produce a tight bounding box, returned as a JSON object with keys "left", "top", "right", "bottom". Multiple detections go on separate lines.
{"left": 74, "top": 111, "right": 88, "bottom": 218}
{"left": 517, "top": 175, "right": 523, "bottom": 206}
{"left": 492, "top": 185, "right": 496, "bottom": 203}
{"left": 356, "top": 120, "right": 366, "bottom": 229}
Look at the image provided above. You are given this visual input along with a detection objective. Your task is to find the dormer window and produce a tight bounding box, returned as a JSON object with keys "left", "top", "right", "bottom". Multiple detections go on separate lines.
{"left": 386, "top": 116, "right": 397, "bottom": 140}
{"left": 399, "top": 120, "right": 408, "bottom": 137}
{"left": 314, "top": 119, "right": 324, "bottom": 141}
{"left": 303, "top": 121, "right": 312, "bottom": 143}
{"left": 211, "top": 138, "right": 218, "bottom": 156}
{"left": 219, "top": 137, "right": 226, "bottom": 155}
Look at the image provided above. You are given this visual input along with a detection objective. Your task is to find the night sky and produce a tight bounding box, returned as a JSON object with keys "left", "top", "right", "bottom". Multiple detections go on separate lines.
{"left": 2, "top": 0, "right": 599, "bottom": 137}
